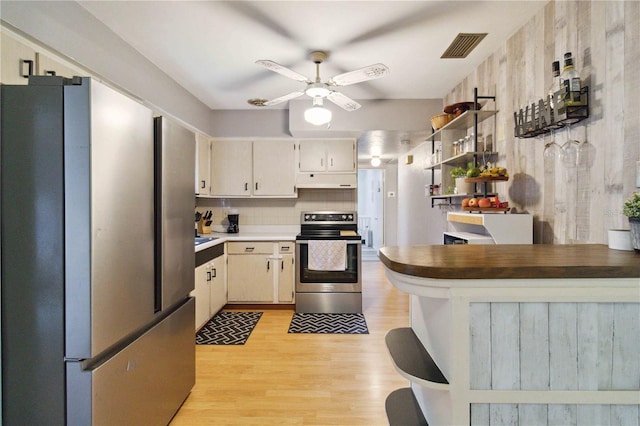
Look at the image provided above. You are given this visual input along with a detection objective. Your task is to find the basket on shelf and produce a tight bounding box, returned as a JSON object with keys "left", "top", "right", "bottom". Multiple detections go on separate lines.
{"left": 430, "top": 113, "right": 455, "bottom": 130}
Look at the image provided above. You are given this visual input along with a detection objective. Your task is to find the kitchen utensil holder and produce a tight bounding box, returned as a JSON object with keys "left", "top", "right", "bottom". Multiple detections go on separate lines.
{"left": 514, "top": 86, "right": 589, "bottom": 138}
{"left": 198, "top": 219, "right": 211, "bottom": 234}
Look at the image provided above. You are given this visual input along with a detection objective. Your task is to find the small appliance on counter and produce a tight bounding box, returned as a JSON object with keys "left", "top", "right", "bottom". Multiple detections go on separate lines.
{"left": 227, "top": 209, "right": 239, "bottom": 233}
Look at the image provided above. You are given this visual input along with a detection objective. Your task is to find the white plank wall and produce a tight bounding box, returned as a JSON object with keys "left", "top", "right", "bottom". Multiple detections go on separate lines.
{"left": 444, "top": 1, "right": 640, "bottom": 244}
{"left": 469, "top": 302, "right": 640, "bottom": 426}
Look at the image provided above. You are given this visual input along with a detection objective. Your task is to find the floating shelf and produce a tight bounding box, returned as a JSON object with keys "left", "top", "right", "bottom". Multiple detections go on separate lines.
{"left": 430, "top": 193, "right": 497, "bottom": 208}
{"left": 385, "top": 388, "right": 429, "bottom": 426}
{"left": 464, "top": 176, "right": 509, "bottom": 183}
{"left": 463, "top": 207, "right": 510, "bottom": 213}
{"left": 385, "top": 328, "right": 449, "bottom": 389}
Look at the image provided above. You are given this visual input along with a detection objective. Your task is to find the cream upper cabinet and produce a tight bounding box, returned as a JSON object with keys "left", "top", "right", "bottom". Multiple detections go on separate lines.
{"left": 195, "top": 134, "right": 212, "bottom": 196}
{"left": 38, "top": 52, "right": 82, "bottom": 79}
{"left": 1, "top": 32, "right": 37, "bottom": 85}
{"left": 298, "top": 139, "right": 356, "bottom": 173}
{"left": 1, "top": 30, "right": 83, "bottom": 85}
{"left": 210, "top": 138, "right": 296, "bottom": 198}
{"left": 211, "top": 139, "right": 253, "bottom": 196}
{"left": 253, "top": 139, "right": 296, "bottom": 196}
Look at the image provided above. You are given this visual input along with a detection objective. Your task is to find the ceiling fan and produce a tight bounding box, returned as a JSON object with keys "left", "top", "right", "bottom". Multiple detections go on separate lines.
{"left": 249, "top": 51, "right": 389, "bottom": 116}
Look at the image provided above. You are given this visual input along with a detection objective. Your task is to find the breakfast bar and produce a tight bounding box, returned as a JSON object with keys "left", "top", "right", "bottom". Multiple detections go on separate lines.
{"left": 379, "top": 244, "right": 640, "bottom": 426}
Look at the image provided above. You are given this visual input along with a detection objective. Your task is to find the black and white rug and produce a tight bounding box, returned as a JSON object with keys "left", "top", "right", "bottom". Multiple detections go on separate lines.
{"left": 196, "top": 311, "right": 262, "bottom": 345}
{"left": 288, "top": 313, "right": 369, "bottom": 334}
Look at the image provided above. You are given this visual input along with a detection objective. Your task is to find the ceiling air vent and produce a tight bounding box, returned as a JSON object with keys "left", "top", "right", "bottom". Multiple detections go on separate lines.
{"left": 441, "top": 33, "right": 488, "bottom": 59}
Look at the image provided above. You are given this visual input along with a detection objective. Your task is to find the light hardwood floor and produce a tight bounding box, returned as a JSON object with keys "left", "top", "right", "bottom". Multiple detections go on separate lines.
{"left": 170, "top": 260, "right": 409, "bottom": 425}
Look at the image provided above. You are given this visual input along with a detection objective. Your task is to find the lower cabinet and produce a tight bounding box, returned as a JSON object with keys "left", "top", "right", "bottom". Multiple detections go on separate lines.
{"left": 192, "top": 246, "right": 227, "bottom": 331}
{"left": 227, "top": 241, "right": 295, "bottom": 304}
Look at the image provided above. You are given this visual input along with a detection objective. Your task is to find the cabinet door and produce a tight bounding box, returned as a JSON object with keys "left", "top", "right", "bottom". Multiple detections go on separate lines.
{"left": 1, "top": 33, "right": 37, "bottom": 85}
{"left": 195, "top": 134, "right": 211, "bottom": 195}
{"left": 298, "top": 140, "right": 326, "bottom": 172}
{"left": 193, "top": 263, "right": 211, "bottom": 331}
{"left": 326, "top": 139, "right": 355, "bottom": 172}
{"left": 278, "top": 254, "right": 295, "bottom": 303}
{"left": 209, "top": 255, "right": 227, "bottom": 315}
{"left": 253, "top": 140, "right": 296, "bottom": 196}
{"left": 211, "top": 139, "right": 252, "bottom": 196}
{"left": 38, "top": 52, "right": 81, "bottom": 79}
{"left": 227, "top": 255, "right": 273, "bottom": 302}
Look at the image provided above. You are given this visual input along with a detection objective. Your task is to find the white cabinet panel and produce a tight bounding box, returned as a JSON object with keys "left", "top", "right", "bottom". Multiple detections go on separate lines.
{"left": 209, "top": 255, "right": 226, "bottom": 315}
{"left": 192, "top": 263, "right": 211, "bottom": 331}
{"left": 195, "top": 134, "right": 211, "bottom": 196}
{"left": 1, "top": 32, "right": 37, "bottom": 85}
{"left": 253, "top": 140, "right": 296, "bottom": 196}
{"left": 211, "top": 139, "right": 252, "bottom": 196}
{"left": 298, "top": 139, "right": 355, "bottom": 173}
{"left": 227, "top": 254, "right": 273, "bottom": 302}
{"left": 326, "top": 139, "right": 355, "bottom": 172}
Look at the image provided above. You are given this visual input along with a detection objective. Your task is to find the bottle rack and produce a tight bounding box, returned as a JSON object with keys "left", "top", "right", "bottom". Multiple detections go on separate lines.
{"left": 514, "top": 86, "right": 589, "bottom": 138}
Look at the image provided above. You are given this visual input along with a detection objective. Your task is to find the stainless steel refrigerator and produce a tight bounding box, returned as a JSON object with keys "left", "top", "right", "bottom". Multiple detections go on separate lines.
{"left": 1, "top": 76, "right": 196, "bottom": 425}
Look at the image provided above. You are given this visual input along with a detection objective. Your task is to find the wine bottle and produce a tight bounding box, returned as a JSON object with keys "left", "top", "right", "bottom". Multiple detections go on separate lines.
{"left": 547, "top": 61, "right": 561, "bottom": 108}
{"left": 560, "top": 52, "right": 582, "bottom": 106}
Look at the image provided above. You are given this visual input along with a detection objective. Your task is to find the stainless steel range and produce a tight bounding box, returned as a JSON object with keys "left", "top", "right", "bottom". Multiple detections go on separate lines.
{"left": 295, "top": 211, "right": 362, "bottom": 313}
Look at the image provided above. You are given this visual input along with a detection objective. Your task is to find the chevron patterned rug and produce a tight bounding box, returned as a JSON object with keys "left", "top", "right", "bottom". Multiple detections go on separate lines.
{"left": 288, "top": 313, "right": 369, "bottom": 334}
{"left": 196, "top": 311, "right": 262, "bottom": 345}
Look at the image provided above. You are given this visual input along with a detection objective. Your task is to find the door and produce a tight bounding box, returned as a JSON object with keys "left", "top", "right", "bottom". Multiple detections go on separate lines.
{"left": 0, "top": 32, "right": 37, "bottom": 84}
{"left": 253, "top": 139, "right": 296, "bottom": 196}
{"left": 209, "top": 255, "right": 227, "bottom": 314}
{"left": 155, "top": 116, "right": 196, "bottom": 312}
{"left": 195, "top": 134, "right": 211, "bottom": 195}
{"left": 298, "top": 140, "right": 327, "bottom": 172}
{"left": 193, "top": 263, "right": 210, "bottom": 330}
{"left": 278, "top": 253, "right": 295, "bottom": 303}
{"left": 211, "top": 139, "right": 252, "bottom": 196}
{"left": 227, "top": 254, "right": 273, "bottom": 302}
{"left": 64, "top": 78, "right": 156, "bottom": 359}
{"left": 326, "top": 139, "right": 355, "bottom": 172}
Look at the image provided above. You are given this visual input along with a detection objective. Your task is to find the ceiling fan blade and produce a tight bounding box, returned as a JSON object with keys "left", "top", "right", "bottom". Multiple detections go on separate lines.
{"left": 329, "top": 63, "right": 389, "bottom": 86}
{"left": 326, "top": 91, "right": 361, "bottom": 111}
{"left": 263, "top": 91, "right": 305, "bottom": 106}
{"left": 256, "top": 60, "right": 311, "bottom": 83}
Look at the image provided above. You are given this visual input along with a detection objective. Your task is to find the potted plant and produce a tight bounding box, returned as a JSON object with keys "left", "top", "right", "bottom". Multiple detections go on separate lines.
{"left": 450, "top": 163, "right": 474, "bottom": 195}
{"left": 623, "top": 192, "right": 640, "bottom": 252}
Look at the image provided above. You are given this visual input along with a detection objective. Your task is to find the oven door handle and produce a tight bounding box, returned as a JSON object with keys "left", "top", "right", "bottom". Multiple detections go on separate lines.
{"left": 295, "top": 240, "right": 361, "bottom": 245}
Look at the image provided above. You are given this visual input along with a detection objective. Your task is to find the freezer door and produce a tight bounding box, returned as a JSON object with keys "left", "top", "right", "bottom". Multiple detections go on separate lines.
{"left": 66, "top": 298, "right": 195, "bottom": 426}
{"left": 64, "top": 78, "right": 156, "bottom": 359}
{"left": 155, "top": 116, "right": 196, "bottom": 311}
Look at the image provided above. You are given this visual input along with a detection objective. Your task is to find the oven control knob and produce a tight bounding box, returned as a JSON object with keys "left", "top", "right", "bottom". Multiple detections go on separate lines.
{"left": 311, "top": 215, "right": 316, "bottom": 220}
{"left": 304, "top": 214, "right": 310, "bottom": 220}
{"left": 347, "top": 214, "right": 353, "bottom": 220}
{"left": 342, "top": 215, "right": 347, "bottom": 219}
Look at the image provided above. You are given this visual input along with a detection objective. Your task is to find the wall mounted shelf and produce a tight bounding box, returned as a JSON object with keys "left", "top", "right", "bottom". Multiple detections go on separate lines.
{"left": 514, "top": 86, "right": 589, "bottom": 138}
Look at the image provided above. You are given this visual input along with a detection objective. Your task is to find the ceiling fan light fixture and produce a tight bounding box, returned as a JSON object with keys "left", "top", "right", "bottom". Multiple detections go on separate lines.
{"left": 304, "top": 97, "right": 332, "bottom": 126}
{"left": 371, "top": 156, "right": 381, "bottom": 167}
{"left": 305, "top": 82, "right": 330, "bottom": 98}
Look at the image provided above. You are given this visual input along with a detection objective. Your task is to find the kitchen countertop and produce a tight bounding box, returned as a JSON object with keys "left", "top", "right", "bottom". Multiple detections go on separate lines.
{"left": 195, "top": 230, "right": 297, "bottom": 252}
{"left": 379, "top": 244, "right": 640, "bottom": 280}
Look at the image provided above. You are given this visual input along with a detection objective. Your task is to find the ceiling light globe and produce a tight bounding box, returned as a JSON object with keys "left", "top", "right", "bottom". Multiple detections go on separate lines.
{"left": 305, "top": 83, "right": 330, "bottom": 98}
{"left": 304, "top": 106, "right": 332, "bottom": 126}
{"left": 371, "top": 156, "right": 382, "bottom": 167}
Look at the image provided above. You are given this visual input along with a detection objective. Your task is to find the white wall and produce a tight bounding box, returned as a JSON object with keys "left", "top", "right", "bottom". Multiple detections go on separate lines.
{"left": 397, "top": 143, "right": 449, "bottom": 245}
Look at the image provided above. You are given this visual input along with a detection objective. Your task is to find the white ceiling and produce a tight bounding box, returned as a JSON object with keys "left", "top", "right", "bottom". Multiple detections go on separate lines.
{"left": 77, "top": 0, "right": 547, "bottom": 162}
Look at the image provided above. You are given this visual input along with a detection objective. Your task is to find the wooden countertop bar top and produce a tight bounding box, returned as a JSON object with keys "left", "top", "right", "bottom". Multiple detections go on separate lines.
{"left": 379, "top": 244, "right": 640, "bottom": 279}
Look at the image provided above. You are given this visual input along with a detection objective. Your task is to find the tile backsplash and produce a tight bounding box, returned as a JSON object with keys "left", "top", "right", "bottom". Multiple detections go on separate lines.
{"left": 196, "top": 189, "right": 356, "bottom": 226}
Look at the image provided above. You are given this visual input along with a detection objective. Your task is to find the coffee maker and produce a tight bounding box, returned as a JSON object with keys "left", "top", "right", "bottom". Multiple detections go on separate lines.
{"left": 227, "top": 210, "right": 239, "bottom": 233}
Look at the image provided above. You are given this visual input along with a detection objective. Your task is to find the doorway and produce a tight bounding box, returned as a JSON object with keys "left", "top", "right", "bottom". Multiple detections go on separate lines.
{"left": 357, "top": 169, "right": 384, "bottom": 261}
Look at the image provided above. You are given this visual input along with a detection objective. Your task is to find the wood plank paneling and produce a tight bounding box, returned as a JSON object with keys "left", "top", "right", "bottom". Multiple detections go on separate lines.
{"left": 444, "top": 1, "right": 639, "bottom": 244}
